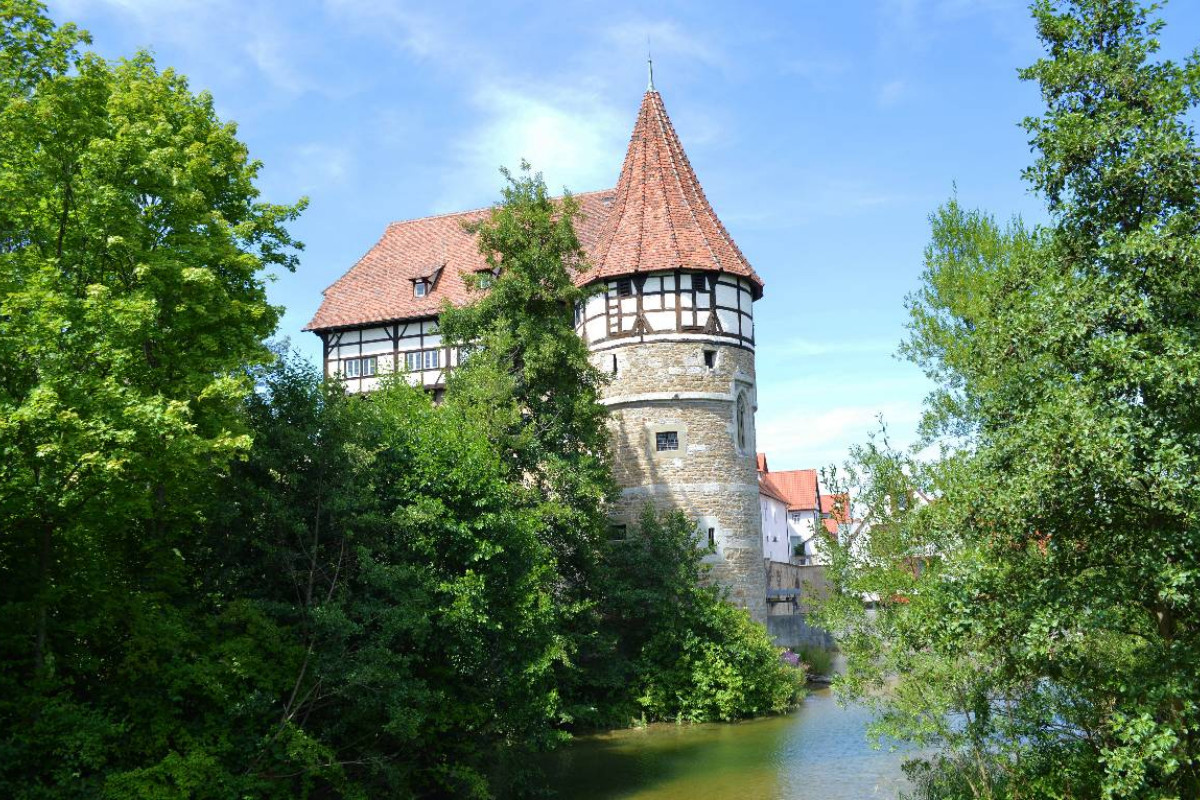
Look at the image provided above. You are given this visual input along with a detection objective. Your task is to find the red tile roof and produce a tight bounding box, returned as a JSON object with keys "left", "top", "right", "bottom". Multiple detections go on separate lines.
{"left": 306, "top": 89, "right": 760, "bottom": 332}
{"left": 820, "top": 493, "right": 851, "bottom": 523}
{"left": 758, "top": 474, "right": 789, "bottom": 504}
{"left": 588, "top": 91, "right": 763, "bottom": 296}
{"left": 756, "top": 452, "right": 769, "bottom": 473}
{"left": 760, "top": 469, "right": 819, "bottom": 512}
{"left": 305, "top": 190, "right": 615, "bottom": 332}
{"left": 821, "top": 492, "right": 851, "bottom": 535}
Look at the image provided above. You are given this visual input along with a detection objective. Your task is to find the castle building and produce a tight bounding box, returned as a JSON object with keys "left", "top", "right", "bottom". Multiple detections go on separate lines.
{"left": 306, "top": 84, "right": 768, "bottom": 622}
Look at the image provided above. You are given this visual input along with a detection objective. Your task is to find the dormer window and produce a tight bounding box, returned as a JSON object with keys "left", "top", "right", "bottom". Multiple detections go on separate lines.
{"left": 414, "top": 281, "right": 428, "bottom": 298}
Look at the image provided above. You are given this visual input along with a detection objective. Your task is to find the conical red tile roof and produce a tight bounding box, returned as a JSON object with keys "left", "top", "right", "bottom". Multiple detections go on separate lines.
{"left": 588, "top": 90, "right": 763, "bottom": 297}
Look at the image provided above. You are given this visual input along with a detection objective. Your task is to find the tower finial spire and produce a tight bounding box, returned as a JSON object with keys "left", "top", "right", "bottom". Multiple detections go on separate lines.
{"left": 647, "top": 39, "right": 655, "bottom": 92}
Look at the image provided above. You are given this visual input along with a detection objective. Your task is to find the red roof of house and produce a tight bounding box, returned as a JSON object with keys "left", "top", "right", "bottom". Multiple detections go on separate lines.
{"left": 588, "top": 91, "right": 762, "bottom": 295}
{"left": 758, "top": 474, "right": 789, "bottom": 504}
{"left": 306, "top": 89, "right": 760, "bottom": 332}
{"left": 760, "top": 469, "right": 820, "bottom": 512}
{"left": 756, "top": 453, "right": 769, "bottom": 473}
{"left": 305, "top": 190, "right": 615, "bottom": 331}
{"left": 821, "top": 492, "right": 851, "bottom": 534}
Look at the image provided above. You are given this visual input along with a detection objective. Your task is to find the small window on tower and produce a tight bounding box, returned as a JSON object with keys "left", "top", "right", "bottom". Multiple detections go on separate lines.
{"left": 608, "top": 524, "right": 627, "bottom": 542}
{"left": 703, "top": 349, "right": 716, "bottom": 368}
{"left": 707, "top": 527, "right": 716, "bottom": 548}
{"left": 655, "top": 431, "right": 679, "bottom": 452}
{"left": 736, "top": 392, "right": 750, "bottom": 452}
{"left": 611, "top": 354, "right": 618, "bottom": 375}
{"left": 692, "top": 274, "right": 707, "bottom": 292}
{"left": 615, "top": 278, "right": 633, "bottom": 297}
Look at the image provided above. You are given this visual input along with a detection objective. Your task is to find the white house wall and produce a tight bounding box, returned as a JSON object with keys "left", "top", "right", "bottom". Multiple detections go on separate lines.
{"left": 760, "top": 493, "right": 790, "bottom": 562}
{"left": 321, "top": 316, "right": 456, "bottom": 394}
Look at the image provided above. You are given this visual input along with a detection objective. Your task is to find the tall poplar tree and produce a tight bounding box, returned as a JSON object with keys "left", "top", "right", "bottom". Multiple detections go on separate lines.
{"left": 820, "top": 1, "right": 1200, "bottom": 797}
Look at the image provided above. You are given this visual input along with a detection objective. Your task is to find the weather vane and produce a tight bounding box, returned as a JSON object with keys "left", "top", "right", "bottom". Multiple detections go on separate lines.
{"left": 647, "top": 37, "right": 655, "bottom": 92}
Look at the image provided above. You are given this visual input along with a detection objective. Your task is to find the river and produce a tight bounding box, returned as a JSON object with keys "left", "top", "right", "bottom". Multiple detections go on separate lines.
{"left": 542, "top": 687, "right": 914, "bottom": 799}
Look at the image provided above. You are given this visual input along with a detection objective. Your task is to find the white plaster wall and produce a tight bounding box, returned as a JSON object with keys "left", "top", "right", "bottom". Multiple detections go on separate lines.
{"left": 760, "top": 493, "right": 790, "bottom": 562}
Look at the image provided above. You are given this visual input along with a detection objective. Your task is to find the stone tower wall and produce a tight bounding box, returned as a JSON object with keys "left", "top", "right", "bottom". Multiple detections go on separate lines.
{"left": 591, "top": 339, "right": 767, "bottom": 623}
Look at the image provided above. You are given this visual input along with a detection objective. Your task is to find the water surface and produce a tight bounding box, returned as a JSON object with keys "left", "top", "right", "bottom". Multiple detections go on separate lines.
{"left": 543, "top": 689, "right": 912, "bottom": 799}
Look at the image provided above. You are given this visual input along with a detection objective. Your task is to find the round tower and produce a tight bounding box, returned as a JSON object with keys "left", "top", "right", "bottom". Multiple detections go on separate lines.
{"left": 577, "top": 88, "right": 768, "bottom": 623}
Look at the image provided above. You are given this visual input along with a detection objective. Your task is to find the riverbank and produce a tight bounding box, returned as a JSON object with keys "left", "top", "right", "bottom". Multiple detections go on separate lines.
{"left": 541, "top": 687, "right": 913, "bottom": 799}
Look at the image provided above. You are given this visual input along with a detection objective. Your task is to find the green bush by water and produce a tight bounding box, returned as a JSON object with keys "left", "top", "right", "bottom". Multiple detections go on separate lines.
{"left": 797, "top": 646, "right": 834, "bottom": 677}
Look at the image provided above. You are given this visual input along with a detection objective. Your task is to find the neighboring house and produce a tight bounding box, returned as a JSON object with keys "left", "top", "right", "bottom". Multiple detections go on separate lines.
{"left": 758, "top": 454, "right": 791, "bottom": 563}
{"left": 757, "top": 456, "right": 851, "bottom": 565}
{"left": 820, "top": 492, "right": 852, "bottom": 541}
{"left": 306, "top": 80, "right": 771, "bottom": 621}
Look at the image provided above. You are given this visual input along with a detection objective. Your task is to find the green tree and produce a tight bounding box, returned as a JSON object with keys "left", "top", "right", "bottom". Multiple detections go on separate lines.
{"left": 603, "top": 508, "right": 804, "bottom": 724}
{"left": 438, "top": 165, "right": 617, "bottom": 721}
{"left": 818, "top": 1, "right": 1200, "bottom": 797}
{"left": 0, "top": 3, "right": 303, "bottom": 795}
{"left": 204, "top": 356, "right": 559, "bottom": 799}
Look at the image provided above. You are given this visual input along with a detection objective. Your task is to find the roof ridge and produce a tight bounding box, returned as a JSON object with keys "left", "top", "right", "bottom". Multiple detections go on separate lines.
{"left": 383, "top": 188, "right": 617, "bottom": 230}
{"left": 651, "top": 91, "right": 722, "bottom": 274}
{"left": 647, "top": 92, "right": 685, "bottom": 271}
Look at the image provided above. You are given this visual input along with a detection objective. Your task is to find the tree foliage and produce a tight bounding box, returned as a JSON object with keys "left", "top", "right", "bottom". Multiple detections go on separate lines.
{"left": 0, "top": 3, "right": 303, "bottom": 796}
{"left": 818, "top": 1, "right": 1200, "bottom": 797}
{"left": 603, "top": 508, "right": 804, "bottom": 724}
{"left": 0, "top": 7, "right": 800, "bottom": 797}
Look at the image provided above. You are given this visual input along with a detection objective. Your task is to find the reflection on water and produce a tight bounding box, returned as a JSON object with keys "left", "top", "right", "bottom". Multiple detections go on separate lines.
{"left": 542, "top": 689, "right": 912, "bottom": 799}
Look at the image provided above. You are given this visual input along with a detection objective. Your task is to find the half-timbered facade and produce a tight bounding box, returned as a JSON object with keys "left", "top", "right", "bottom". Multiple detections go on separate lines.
{"left": 306, "top": 85, "right": 770, "bottom": 622}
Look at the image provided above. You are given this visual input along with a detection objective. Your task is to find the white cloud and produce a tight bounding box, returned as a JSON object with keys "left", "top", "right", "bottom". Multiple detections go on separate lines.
{"left": 56, "top": 0, "right": 344, "bottom": 98}
{"left": 878, "top": 0, "right": 1030, "bottom": 54}
{"left": 436, "top": 85, "right": 627, "bottom": 211}
{"left": 259, "top": 142, "right": 353, "bottom": 200}
{"left": 321, "top": 0, "right": 447, "bottom": 61}
{"left": 756, "top": 401, "right": 923, "bottom": 472}
{"left": 245, "top": 30, "right": 308, "bottom": 96}
{"left": 602, "top": 18, "right": 723, "bottom": 71}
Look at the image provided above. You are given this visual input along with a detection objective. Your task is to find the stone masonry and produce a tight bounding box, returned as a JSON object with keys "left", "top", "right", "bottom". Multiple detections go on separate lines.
{"left": 593, "top": 341, "right": 768, "bottom": 623}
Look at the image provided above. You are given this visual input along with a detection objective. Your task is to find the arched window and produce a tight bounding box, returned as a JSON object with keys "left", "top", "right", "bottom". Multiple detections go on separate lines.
{"left": 736, "top": 392, "right": 749, "bottom": 452}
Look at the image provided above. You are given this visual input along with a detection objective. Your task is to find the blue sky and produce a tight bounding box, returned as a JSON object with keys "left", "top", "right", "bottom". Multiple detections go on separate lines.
{"left": 48, "top": 0, "right": 1200, "bottom": 472}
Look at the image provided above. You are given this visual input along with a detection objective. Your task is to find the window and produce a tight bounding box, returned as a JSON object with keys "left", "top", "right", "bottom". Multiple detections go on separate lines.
{"left": 608, "top": 524, "right": 627, "bottom": 542}
{"left": 655, "top": 431, "right": 679, "bottom": 452}
{"left": 615, "top": 278, "right": 633, "bottom": 297}
{"left": 342, "top": 356, "right": 376, "bottom": 378}
{"left": 707, "top": 527, "right": 716, "bottom": 547}
{"left": 478, "top": 272, "right": 494, "bottom": 289}
{"left": 736, "top": 392, "right": 750, "bottom": 452}
{"left": 611, "top": 354, "right": 618, "bottom": 375}
{"left": 405, "top": 350, "right": 440, "bottom": 371}
{"left": 692, "top": 273, "right": 707, "bottom": 292}
{"left": 703, "top": 349, "right": 716, "bottom": 368}
{"left": 414, "top": 281, "right": 428, "bottom": 298}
